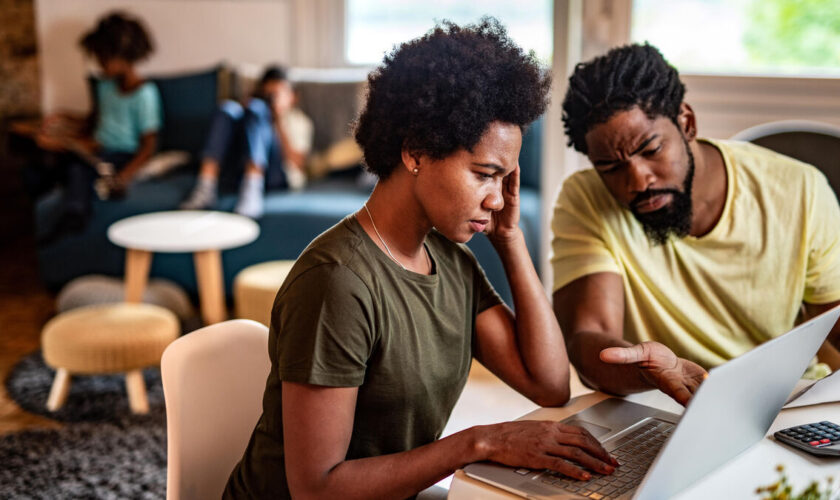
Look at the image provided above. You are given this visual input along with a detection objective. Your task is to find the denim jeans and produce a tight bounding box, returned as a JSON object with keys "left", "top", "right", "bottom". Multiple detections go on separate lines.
{"left": 202, "top": 98, "right": 287, "bottom": 190}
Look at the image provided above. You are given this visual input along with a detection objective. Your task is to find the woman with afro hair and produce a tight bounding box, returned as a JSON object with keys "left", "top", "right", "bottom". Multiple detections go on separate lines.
{"left": 224, "top": 18, "right": 617, "bottom": 500}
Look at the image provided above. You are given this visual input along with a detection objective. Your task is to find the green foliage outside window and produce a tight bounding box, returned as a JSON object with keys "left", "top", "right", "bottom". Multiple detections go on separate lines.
{"left": 744, "top": 0, "right": 840, "bottom": 73}
{"left": 632, "top": 0, "right": 840, "bottom": 76}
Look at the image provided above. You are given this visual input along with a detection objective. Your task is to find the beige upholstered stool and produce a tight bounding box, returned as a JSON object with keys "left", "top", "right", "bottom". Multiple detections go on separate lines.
{"left": 41, "top": 302, "right": 179, "bottom": 414}
{"left": 233, "top": 260, "right": 295, "bottom": 326}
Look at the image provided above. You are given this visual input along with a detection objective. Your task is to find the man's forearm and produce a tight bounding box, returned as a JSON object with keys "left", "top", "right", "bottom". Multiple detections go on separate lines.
{"left": 566, "top": 331, "right": 652, "bottom": 395}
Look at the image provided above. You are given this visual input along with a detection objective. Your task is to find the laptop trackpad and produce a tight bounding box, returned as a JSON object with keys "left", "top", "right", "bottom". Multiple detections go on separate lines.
{"left": 563, "top": 418, "right": 611, "bottom": 438}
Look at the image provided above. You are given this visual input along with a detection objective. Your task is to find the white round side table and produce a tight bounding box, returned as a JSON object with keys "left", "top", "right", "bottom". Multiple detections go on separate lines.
{"left": 108, "top": 211, "right": 260, "bottom": 325}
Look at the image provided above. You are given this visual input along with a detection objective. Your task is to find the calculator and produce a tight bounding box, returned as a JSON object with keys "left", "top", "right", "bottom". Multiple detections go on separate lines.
{"left": 774, "top": 421, "right": 840, "bottom": 457}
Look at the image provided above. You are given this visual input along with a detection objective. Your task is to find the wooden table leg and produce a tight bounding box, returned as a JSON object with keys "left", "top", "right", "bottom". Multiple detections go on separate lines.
{"left": 125, "top": 369, "right": 149, "bottom": 414}
{"left": 194, "top": 249, "right": 226, "bottom": 325}
{"left": 46, "top": 368, "right": 71, "bottom": 411}
{"left": 124, "top": 248, "right": 152, "bottom": 303}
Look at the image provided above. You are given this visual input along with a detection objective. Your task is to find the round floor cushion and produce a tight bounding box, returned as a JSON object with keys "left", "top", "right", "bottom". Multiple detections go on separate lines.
{"left": 42, "top": 303, "right": 179, "bottom": 374}
{"left": 234, "top": 260, "right": 296, "bottom": 326}
{"left": 56, "top": 274, "right": 195, "bottom": 323}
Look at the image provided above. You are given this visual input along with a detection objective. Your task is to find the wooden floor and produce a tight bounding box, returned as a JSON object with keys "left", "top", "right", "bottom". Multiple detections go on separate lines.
{"left": 0, "top": 236, "right": 63, "bottom": 435}
{"left": 0, "top": 127, "right": 63, "bottom": 434}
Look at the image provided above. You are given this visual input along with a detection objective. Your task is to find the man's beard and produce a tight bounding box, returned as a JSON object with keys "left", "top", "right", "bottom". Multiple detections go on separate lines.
{"left": 629, "top": 140, "right": 695, "bottom": 245}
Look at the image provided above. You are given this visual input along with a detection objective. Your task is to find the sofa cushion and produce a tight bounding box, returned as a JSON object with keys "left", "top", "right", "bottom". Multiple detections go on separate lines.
{"left": 151, "top": 67, "right": 222, "bottom": 155}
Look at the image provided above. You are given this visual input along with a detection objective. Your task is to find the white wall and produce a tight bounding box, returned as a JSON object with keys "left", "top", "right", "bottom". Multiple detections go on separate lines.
{"left": 684, "top": 75, "right": 840, "bottom": 140}
{"left": 35, "top": 0, "right": 295, "bottom": 113}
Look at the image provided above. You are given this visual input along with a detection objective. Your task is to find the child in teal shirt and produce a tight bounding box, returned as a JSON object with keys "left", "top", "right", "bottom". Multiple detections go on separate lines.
{"left": 38, "top": 12, "right": 161, "bottom": 241}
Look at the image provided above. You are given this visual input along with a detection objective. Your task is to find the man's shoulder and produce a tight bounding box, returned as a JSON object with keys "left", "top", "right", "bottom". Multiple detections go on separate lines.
{"left": 555, "top": 168, "right": 620, "bottom": 221}
{"left": 713, "top": 138, "right": 823, "bottom": 182}
{"left": 712, "top": 138, "right": 830, "bottom": 219}
{"left": 557, "top": 168, "right": 608, "bottom": 202}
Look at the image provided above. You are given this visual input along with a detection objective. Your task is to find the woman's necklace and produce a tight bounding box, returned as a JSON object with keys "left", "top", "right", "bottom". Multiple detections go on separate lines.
{"left": 363, "top": 204, "right": 430, "bottom": 273}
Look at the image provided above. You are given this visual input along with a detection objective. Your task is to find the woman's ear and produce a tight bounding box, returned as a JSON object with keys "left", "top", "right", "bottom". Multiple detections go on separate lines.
{"left": 678, "top": 102, "right": 698, "bottom": 141}
{"left": 400, "top": 149, "right": 422, "bottom": 176}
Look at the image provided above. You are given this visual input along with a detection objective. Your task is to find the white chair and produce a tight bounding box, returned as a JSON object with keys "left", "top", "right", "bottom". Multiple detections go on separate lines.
{"left": 161, "top": 319, "right": 270, "bottom": 500}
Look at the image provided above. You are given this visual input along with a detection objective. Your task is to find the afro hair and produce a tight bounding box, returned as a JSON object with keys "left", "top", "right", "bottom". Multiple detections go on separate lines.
{"left": 80, "top": 12, "right": 154, "bottom": 63}
{"left": 354, "top": 17, "right": 551, "bottom": 179}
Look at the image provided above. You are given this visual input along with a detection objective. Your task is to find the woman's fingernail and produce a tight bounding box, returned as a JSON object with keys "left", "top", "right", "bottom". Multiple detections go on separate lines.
{"left": 582, "top": 473, "right": 591, "bottom": 480}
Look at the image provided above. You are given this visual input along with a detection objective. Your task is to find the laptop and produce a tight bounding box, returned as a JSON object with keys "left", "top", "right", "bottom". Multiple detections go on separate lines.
{"left": 464, "top": 305, "right": 840, "bottom": 500}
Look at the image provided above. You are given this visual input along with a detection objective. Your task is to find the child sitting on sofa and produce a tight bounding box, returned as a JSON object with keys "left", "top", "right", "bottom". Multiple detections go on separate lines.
{"left": 37, "top": 12, "right": 161, "bottom": 241}
{"left": 180, "top": 66, "right": 313, "bottom": 219}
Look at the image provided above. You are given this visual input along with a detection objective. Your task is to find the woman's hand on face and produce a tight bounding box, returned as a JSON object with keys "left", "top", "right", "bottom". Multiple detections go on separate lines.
{"left": 486, "top": 165, "right": 521, "bottom": 244}
{"left": 476, "top": 420, "right": 619, "bottom": 481}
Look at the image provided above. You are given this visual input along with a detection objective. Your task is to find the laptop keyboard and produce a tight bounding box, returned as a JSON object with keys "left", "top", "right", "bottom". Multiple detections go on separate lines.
{"left": 538, "top": 419, "right": 674, "bottom": 499}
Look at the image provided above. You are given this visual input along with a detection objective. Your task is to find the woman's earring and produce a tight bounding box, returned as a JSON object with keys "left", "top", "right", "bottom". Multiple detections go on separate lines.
{"left": 412, "top": 168, "right": 419, "bottom": 176}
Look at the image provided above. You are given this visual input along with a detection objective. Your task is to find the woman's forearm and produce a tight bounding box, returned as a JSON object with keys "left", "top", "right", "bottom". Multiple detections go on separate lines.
{"left": 291, "top": 416, "right": 616, "bottom": 499}
{"left": 491, "top": 229, "right": 571, "bottom": 405}
{"left": 289, "top": 426, "right": 485, "bottom": 500}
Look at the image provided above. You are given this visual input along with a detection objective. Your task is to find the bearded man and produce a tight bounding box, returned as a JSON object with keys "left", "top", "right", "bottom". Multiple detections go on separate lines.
{"left": 551, "top": 43, "right": 840, "bottom": 405}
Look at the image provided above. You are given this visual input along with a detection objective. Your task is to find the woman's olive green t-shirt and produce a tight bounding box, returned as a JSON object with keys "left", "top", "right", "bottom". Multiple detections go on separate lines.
{"left": 224, "top": 215, "right": 503, "bottom": 499}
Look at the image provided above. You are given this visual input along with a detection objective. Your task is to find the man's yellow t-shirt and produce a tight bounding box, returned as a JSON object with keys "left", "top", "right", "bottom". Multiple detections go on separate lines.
{"left": 551, "top": 139, "right": 840, "bottom": 369}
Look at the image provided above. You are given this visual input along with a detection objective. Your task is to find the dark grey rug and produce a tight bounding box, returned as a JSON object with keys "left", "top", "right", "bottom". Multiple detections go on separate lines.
{"left": 1, "top": 352, "right": 167, "bottom": 499}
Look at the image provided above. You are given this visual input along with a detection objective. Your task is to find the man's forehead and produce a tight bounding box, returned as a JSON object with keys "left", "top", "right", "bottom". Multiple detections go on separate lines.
{"left": 585, "top": 109, "right": 668, "bottom": 154}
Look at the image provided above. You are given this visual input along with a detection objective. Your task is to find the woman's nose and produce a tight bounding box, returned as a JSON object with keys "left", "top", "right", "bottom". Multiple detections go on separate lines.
{"left": 483, "top": 185, "right": 504, "bottom": 211}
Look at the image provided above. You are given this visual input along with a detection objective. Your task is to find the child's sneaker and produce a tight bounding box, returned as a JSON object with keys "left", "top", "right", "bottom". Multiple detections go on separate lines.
{"left": 180, "top": 178, "right": 217, "bottom": 210}
{"left": 234, "top": 174, "right": 265, "bottom": 219}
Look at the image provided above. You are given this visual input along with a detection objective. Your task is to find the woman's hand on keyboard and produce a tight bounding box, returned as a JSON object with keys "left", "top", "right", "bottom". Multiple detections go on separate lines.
{"left": 472, "top": 420, "right": 620, "bottom": 480}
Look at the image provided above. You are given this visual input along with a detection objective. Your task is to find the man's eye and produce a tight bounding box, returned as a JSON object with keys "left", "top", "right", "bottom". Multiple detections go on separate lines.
{"left": 643, "top": 146, "right": 662, "bottom": 157}
{"left": 477, "top": 172, "right": 493, "bottom": 179}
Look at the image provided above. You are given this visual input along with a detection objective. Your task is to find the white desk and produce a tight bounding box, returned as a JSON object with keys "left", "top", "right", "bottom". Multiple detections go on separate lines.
{"left": 108, "top": 210, "right": 259, "bottom": 325}
{"left": 449, "top": 390, "right": 840, "bottom": 499}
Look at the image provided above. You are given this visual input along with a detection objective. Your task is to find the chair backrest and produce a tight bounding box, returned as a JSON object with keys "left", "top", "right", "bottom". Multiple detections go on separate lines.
{"left": 731, "top": 120, "right": 840, "bottom": 198}
{"left": 161, "top": 319, "right": 270, "bottom": 500}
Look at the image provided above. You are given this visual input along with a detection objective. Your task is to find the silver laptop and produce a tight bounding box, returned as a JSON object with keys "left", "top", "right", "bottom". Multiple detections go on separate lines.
{"left": 464, "top": 305, "right": 840, "bottom": 500}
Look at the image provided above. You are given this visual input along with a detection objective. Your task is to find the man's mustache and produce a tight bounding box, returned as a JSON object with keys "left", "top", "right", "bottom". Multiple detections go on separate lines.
{"left": 630, "top": 188, "right": 681, "bottom": 212}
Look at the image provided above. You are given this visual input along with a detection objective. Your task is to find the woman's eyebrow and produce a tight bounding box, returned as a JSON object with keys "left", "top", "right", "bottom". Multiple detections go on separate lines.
{"left": 472, "top": 162, "right": 505, "bottom": 172}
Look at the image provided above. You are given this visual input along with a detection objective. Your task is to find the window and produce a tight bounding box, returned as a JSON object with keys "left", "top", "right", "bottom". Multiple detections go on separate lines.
{"left": 632, "top": 0, "right": 840, "bottom": 77}
{"left": 345, "top": 0, "right": 552, "bottom": 65}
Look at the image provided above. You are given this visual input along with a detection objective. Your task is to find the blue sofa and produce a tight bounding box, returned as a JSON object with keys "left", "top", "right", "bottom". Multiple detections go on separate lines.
{"left": 34, "top": 67, "right": 543, "bottom": 306}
